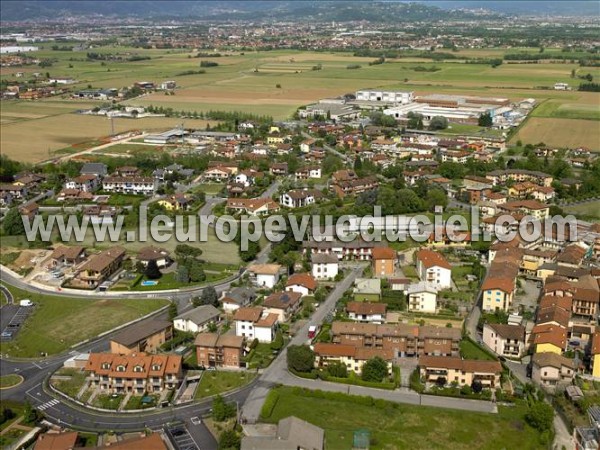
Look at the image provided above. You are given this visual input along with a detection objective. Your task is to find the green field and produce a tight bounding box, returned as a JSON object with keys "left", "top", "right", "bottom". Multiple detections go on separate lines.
{"left": 261, "top": 386, "right": 546, "bottom": 450}
{"left": 563, "top": 200, "right": 600, "bottom": 220}
{"left": 0, "top": 284, "right": 168, "bottom": 357}
{"left": 194, "top": 370, "right": 256, "bottom": 399}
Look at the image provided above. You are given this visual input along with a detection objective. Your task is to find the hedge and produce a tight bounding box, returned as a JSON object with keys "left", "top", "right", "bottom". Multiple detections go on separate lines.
{"left": 289, "top": 368, "right": 318, "bottom": 379}
{"left": 319, "top": 372, "right": 396, "bottom": 390}
{"left": 260, "top": 390, "right": 279, "bottom": 419}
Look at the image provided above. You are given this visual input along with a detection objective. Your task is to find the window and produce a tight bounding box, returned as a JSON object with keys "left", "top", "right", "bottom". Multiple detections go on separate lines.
{"left": 133, "top": 365, "right": 143, "bottom": 373}
{"left": 152, "top": 364, "right": 161, "bottom": 371}
{"left": 116, "top": 365, "right": 125, "bottom": 372}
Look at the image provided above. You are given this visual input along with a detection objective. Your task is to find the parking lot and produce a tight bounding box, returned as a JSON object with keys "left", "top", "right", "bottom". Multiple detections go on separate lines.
{"left": 0, "top": 305, "right": 33, "bottom": 342}
{"left": 165, "top": 424, "right": 199, "bottom": 450}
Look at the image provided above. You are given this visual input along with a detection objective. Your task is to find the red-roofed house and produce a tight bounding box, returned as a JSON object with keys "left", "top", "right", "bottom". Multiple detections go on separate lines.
{"left": 415, "top": 249, "right": 452, "bottom": 288}
{"left": 285, "top": 273, "right": 317, "bottom": 296}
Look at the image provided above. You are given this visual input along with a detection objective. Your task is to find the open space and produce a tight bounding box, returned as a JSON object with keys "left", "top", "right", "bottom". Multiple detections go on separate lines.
{"left": 261, "top": 386, "right": 546, "bottom": 450}
{"left": 194, "top": 370, "right": 256, "bottom": 399}
{"left": 0, "top": 284, "right": 168, "bottom": 357}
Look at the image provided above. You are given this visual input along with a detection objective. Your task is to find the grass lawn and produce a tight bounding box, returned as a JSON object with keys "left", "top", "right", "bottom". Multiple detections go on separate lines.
{"left": 459, "top": 339, "right": 497, "bottom": 361}
{"left": 123, "top": 393, "right": 159, "bottom": 410}
{"left": 51, "top": 368, "right": 87, "bottom": 398}
{"left": 92, "top": 393, "right": 124, "bottom": 410}
{"left": 262, "top": 386, "right": 546, "bottom": 450}
{"left": 125, "top": 267, "right": 235, "bottom": 292}
{"left": 192, "top": 183, "right": 226, "bottom": 195}
{"left": 245, "top": 343, "right": 278, "bottom": 369}
{"left": 194, "top": 370, "right": 256, "bottom": 399}
{"left": 0, "top": 374, "right": 23, "bottom": 389}
{"left": 0, "top": 283, "right": 168, "bottom": 358}
{"left": 402, "top": 265, "right": 419, "bottom": 280}
{"left": 563, "top": 200, "right": 600, "bottom": 220}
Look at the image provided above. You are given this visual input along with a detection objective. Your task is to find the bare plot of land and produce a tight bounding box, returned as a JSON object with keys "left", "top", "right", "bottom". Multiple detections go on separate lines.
{"left": 512, "top": 117, "right": 600, "bottom": 151}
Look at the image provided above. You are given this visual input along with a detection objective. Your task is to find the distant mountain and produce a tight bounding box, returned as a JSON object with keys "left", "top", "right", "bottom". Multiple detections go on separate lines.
{"left": 423, "top": 1, "right": 600, "bottom": 16}
{"left": 0, "top": 1, "right": 498, "bottom": 22}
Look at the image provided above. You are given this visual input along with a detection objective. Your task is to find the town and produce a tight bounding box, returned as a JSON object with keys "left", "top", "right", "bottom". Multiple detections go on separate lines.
{"left": 0, "top": 2, "right": 599, "bottom": 450}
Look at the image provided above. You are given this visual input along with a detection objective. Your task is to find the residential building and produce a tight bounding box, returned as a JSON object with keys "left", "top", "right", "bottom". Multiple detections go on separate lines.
{"left": 203, "top": 166, "right": 234, "bottom": 182}
{"left": 482, "top": 323, "right": 526, "bottom": 358}
{"left": 331, "top": 322, "right": 461, "bottom": 357}
{"left": 285, "top": 273, "right": 317, "bottom": 297}
{"left": 109, "top": 319, "right": 173, "bottom": 355}
{"left": 157, "top": 194, "right": 193, "bottom": 211}
{"left": 294, "top": 166, "right": 322, "bottom": 180}
{"left": 80, "top": 163, "right": 108, "bottom": 177}
{"left": 418, "top": 356, "right": 502, "bottom": 388}
{"left": 313, "top": 343, "right": 394, "bottom": 376}
{"left": 415, "top": 249, "right": 452, "bottom": 289}
{"left": 34, "top": 432, "right": 78, "bottom": 450}
{"left": 173, "top": 305, "right": 221, "bottom": 334}
{"left": 241, "top": 416, "right": 324, "bottom": 450}
{"left": 137, "top": 246, "right": 171, "bottom": 269}
{"left": 590, "top": 332, "right": 600, "bottom": 379}
{"left": 279, "top": 189, "right": 323, "bottom": 209}
{"left": 406, "top": 282, "right": 438, "bottom": 314}
{"left": 331, "top": 175, "right": 378, "bottom": 198}
{"left": 76, "top": 246, "right": 126, "bottom": 288}
{"left": 481, "top": 261, "right": 519, "bottom": 312}
{"left": 530, "top": 323, "right": 568, "bottom": 354}
{"left": 233, "top": 307, "right": 279, "bottom": 343}
{"left": 371, "top": 246, "right": 396, "bottom": 277}
{"left": 102, "top": 176, "right": 157, "bottom": 195}
{"left": 220, "top": 287, "right": 256, "bottom": 313}
{"left": 48, "top": 245, "right": 86, "bottom": 267}
{"left": 65, "top": 174, "right": 99, "bottom": 192}
{"left": 531, "top": 352, "right": 576, "bottom": 388}
{"left": 195, "top": 333, "right": 245, "bottom": 369}
{"left": 226, "top": 198, "right": 280, "bottom": 216}
{"left": 346, "top": 302, "right": 386, "bottom": 324}
{"left": 263, "top": 291, "right": 302, "bottom": 322}
{"left": 311, "top": 253, "right": 339, "bottom": 280}
{"left": 85, "top": 352, "right": 182, "bottom": 394}
{"left": 247, "top": 263, "right": 282, "bottom": 288}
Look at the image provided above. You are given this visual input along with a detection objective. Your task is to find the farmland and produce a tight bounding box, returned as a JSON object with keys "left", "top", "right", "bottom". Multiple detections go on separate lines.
{"left": 1, "top": 46, "right": 600, "bottom": 163}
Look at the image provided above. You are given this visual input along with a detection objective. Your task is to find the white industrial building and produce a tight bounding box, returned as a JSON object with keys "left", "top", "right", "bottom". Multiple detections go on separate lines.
{"left": 355, "top": 90, "right": 414, "bottom": 104}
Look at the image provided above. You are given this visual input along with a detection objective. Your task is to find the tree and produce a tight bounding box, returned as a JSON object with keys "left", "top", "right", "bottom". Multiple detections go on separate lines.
{"left": 23, "top": 401, "right": 38, "bottom": 424}
{"left": 188, "top": 259, "right": 206, "bottom": 282}
{"left": 525, "top": 402, "right": 554, "bottom": 432}
{"left": 270, "top": 331, "right": 284, "bottom": 351}
{"left": 435, "top": 376, "right": 447, "bottom": 387}
{"left": 407, "top": 112, "right": 424, "bottom": 129}
{"left": 426, "top": 188, "right": 448, "bottom": 211}
{"left": 327, "top": 361, "right": 348, "bottom": 378}
{"left": 218, "top": 429, "right": 241, "bottom": 450}
{"left": 286, "top": 345, "right": 315, "bottom": 373}
{"left": 354, "top": 156, "right": 363, "bottom": 173}
{"left": 212, "top": 395, "right": 236, "bottom": 422}
{"left": 361, "top": 357, "right": 389, "bottom": 382}
{"left": 478, "top": 112, "right": 493, "bottom": 127}
{"left": 168, "top": 301, "right": 178, "bottom": 321}
{"left": 428, "top": 116, "right": 448, "bottom": 131}
{"left": 201, "top": 285, "right": 219, "bottom": 307}
{"left": 471, "top": 379, "right": 483, "bottom": 393}
{"left": 175, "top": 265, "right": 190, "bottom": 284}
{"left": 144, "top": 259, "right": 162, "bottom": 280}
{"left": 3, "top": 208, "right": 26, "bottom": 235}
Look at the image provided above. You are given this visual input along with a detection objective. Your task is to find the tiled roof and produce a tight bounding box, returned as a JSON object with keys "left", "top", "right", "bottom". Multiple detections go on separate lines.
{"left": 416, "top": 249, "right": 451, "bottom": 270}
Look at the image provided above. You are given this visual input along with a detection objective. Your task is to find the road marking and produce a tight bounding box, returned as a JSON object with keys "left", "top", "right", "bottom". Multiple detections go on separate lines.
{"left": 38, "top": 399, "right": 60, "bottom": 410}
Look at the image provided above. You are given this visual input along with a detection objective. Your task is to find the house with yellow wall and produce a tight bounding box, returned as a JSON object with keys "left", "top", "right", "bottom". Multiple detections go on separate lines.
{"left": 531, "top": 323, "right": 567, "bottom": 355}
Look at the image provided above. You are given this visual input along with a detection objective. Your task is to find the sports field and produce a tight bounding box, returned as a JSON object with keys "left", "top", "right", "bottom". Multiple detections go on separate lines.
{"left": 1, "top": 46, "right": 599, "bottom": 162}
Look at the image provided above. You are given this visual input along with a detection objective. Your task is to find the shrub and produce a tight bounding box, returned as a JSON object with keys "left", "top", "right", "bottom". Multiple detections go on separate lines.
{"left": 260, "top": 391, "right": 279, "bottom": 419}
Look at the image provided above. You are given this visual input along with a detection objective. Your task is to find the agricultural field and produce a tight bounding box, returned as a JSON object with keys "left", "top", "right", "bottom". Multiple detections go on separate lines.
{"left": 512, "top": 117, "right": 600, "bottom": 151}
{"left": 2, "top": 46, "right": 600, "bottom": 163}
{"left": 0, "top": 283, "right": 168, "bottom": 358}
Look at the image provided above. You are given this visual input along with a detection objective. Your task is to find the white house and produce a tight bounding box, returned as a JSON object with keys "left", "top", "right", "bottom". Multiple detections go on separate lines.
{"left": 247, "top": 264, "right": 282, "bottom": 289}
{"left": 285, "top": 273, "right": 317, "bottom": 297}
{"left": 346, "top": 301, "right": 386, "bottom": 324}
{"left": 65, "top": 174, "right": 99, "bottom": 193}
{"left": 311, "top": 253, "right": 339, "bottom": 280}
{"left": 415, "top": 249, "right": 452, "bottom": 289}
{"left": 233, "top": 307, "right": 278, "bottom": 343}
{"left": 102, "top": 176, "right": 157, "bottom": 196}
{"left": 173, "top": 305, "right": 220, "bottom": 334}
{"left": 406, "top": 282, "right": 439, "bottom": 314}
{"left": 279, "top": 189, "right": 322, "bottom": 209}
{"left": 482, "top": 323, "right": 526, "bottom": 359}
